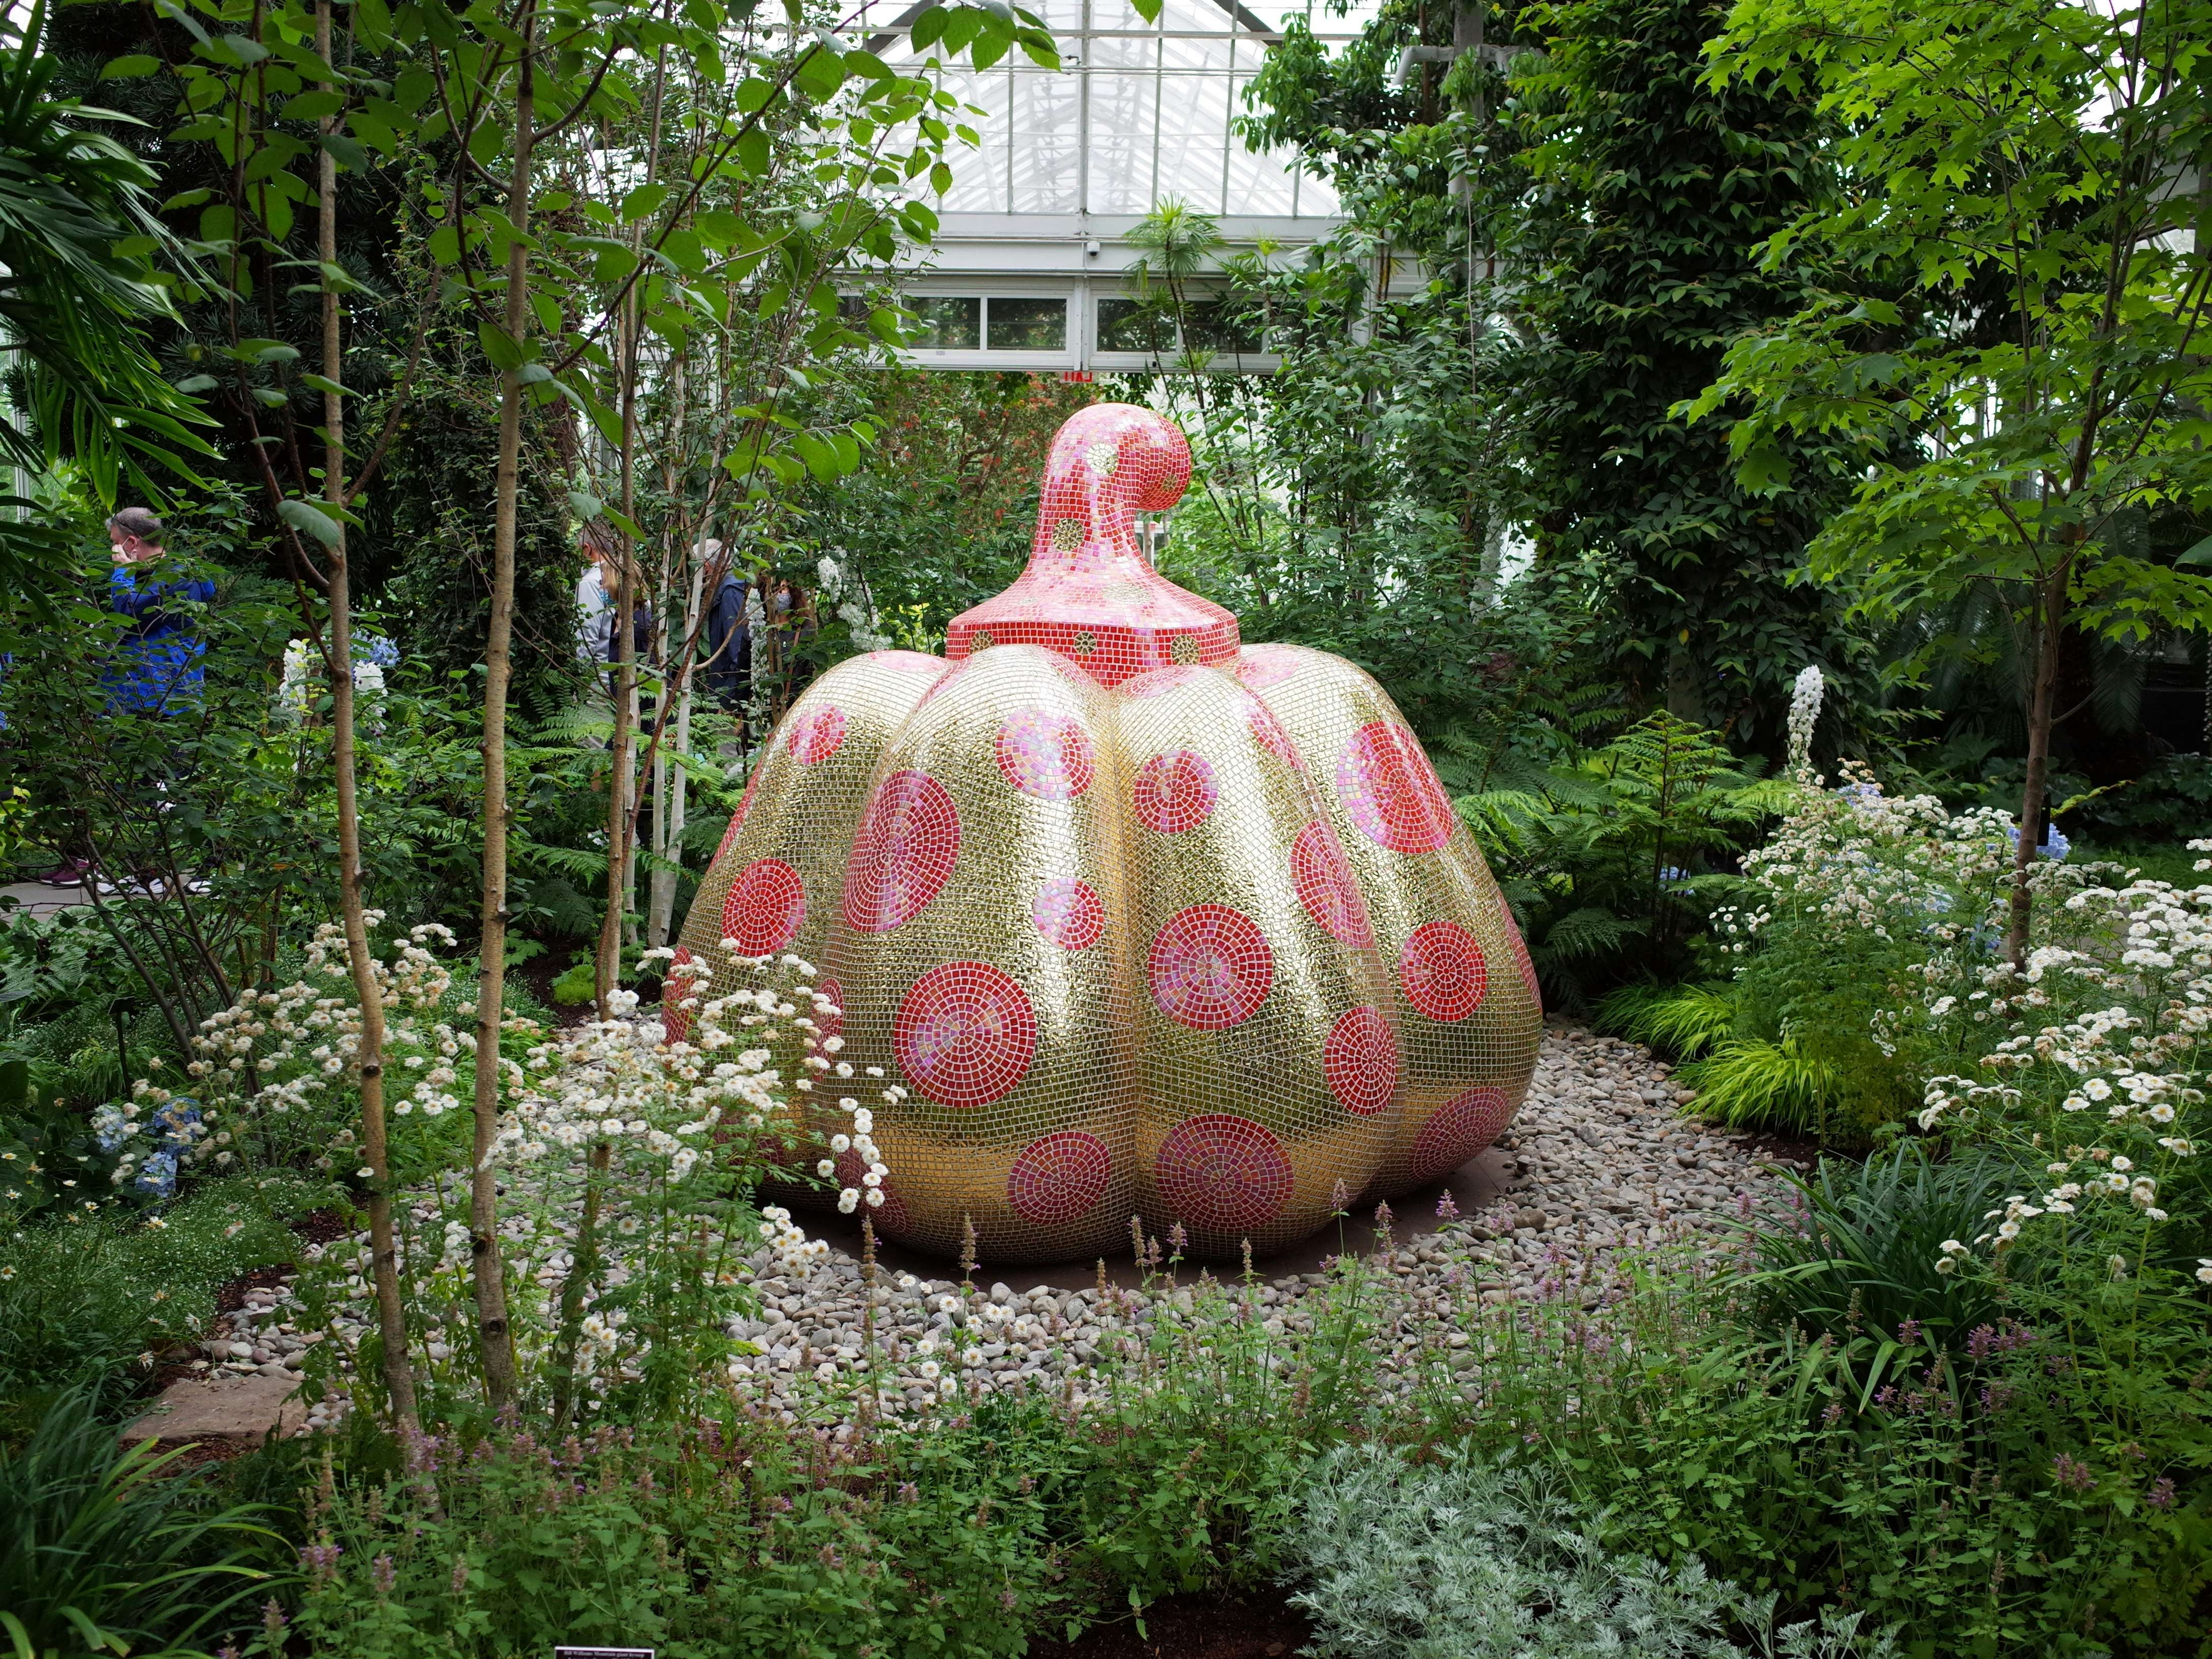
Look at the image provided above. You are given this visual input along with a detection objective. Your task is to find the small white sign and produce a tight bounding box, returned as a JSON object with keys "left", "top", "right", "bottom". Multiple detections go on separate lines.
{"left": 554, "top": 1649, "right": 654, "bottom": 1659}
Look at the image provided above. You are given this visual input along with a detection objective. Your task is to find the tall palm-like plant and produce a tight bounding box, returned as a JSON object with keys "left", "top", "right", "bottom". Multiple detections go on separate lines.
{"left": 0, "top": 1, "right": 207, "bottom": 605}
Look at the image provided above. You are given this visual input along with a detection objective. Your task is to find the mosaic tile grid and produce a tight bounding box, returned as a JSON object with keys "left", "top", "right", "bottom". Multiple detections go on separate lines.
{"left": 673, "top": 405, "right": 1541, "bottom": 1264}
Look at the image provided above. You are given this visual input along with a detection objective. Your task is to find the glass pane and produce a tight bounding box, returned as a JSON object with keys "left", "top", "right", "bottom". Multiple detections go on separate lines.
{"left": 986, "top": 297, "right": 1068, "bottom": 350}
{"left": 1184, "top": 297, "right": 1263, "bottom": 353}
{"left": 1007, "top": 69, "right": 1082, "bottom": 212}
{"left": 909, "top": 296, "right": 980, "bottom": 349}
{"left": 1097, "top": 296, "right": 1174, "bottom": 353}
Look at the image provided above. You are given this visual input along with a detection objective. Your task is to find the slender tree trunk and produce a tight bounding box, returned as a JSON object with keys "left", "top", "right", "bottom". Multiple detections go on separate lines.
{"left": 468, "top": 7, "right": 534, "bottom": 1414}
{"left": 595, "top": 48, "right": 667, "bottom": 1009}
{"left": 314, "top": 0, "right": 417, "bottom": 1432}
{"left": 2006, "top": 557, "right": 2070, "bottom": 969}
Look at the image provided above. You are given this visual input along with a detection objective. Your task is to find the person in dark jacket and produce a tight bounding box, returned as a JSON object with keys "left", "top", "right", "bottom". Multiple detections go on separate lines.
{"left": 37, "top": 509, "right": 213, "bottom": 886}
{"left": 105, "top": 508, "right": 215, "bottom": 716}
{"left": 698, "top": 540, "right": 752, "bottom": 712}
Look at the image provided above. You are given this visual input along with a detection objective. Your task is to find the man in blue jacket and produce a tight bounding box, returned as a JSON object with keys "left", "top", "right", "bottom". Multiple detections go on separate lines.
{"left": 34, "top": 509, "right": 214, "bottom": 886}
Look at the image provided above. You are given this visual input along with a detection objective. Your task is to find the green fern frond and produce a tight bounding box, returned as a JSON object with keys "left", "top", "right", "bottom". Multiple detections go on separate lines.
{"left": 1538, "top": 905, "right": 1644, "bottom": 964}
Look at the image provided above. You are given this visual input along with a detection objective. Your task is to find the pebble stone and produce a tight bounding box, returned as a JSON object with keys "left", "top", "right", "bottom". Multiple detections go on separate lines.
{"left": 209, "top": 1027, "right": 1794, "bottom": 1432}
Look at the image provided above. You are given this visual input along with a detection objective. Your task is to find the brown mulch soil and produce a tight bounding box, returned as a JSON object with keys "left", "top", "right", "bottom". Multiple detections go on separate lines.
{"left": 1028, "top": 1591, "right": 1312, "bottom": 1659}
{"left": 290, "top": 1207, "right": 353, "bottom": 1245}
{"left": 1733, "top": 1129, "right": 1824, "bottom": 1172}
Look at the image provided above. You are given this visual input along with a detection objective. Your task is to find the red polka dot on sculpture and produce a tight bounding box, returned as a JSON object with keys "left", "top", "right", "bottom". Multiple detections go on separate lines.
{"left": 1398, "top": 921, "right": 1488, "bottom": 1022}
{"left": 1133, "top": 750, "right": 1218, "bottom": 834}
{"left": 1154, "top": 1114, "right": 1294, "bottom": 1233}
{"left": 1508, "top": 919, "right": 1540, "bottom": 1004}
{"left": 1008, "top": 1130, "right": 1112, "bottom": 1223}
{"left": 1291, "top": 818, "right": 1374, "bottom": 948}
{"left": 1147, "top": 904, "right": 1273, "bottom": 1030}
{"left": 1032, "top": 878, "right": 1104, "bottom": 950}
{"left": 721, "top": 858, "right": 805, "bottom": 956}
{"left": 786, "top": 703, "right": 848, "bottom": 764}
{"left": 843, "top": 770, "right": 962, "bottom": 933}
{"left": 894, "top": 960, "right": 1036, "bottom": 1108}
{"left": 1324, "top": 1005, "right": 1399, "bottom": 1116}
{"left": 1409, "top": 1086, "right": 1515, "bottom": 1184}
{"left": 1337, "top": 721, "right": 1457, "bottom": 853}
{"left": 996, "top": 708, "right": 1095, "bottom": 801}
{"left": 660, "top": 946, "right": 697, "bottom": 1046}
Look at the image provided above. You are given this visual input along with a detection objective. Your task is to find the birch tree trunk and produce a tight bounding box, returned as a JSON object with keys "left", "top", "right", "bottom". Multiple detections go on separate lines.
{"left": 467, "top": 2, "right": 534, "bottom": 1414}
{"left": 316, "top": 0, "right": 417, "bottom": 1432}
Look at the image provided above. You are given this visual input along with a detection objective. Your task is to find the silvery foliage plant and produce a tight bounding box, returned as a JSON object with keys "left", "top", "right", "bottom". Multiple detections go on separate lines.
{"left": 1285, "top": 1444, "right": 1895, "bottom": 1659}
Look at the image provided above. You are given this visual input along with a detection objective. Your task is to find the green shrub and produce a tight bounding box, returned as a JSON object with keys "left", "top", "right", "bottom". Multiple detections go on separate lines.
{"left": 0, "top": 1388, "right": 287, "bottom": 1659}
{"left": 0, "top": 1177, "right": 306, "bottom": 1411}
{"left": 1738, "top": 1145, "right": 2018, "bottom": 1361}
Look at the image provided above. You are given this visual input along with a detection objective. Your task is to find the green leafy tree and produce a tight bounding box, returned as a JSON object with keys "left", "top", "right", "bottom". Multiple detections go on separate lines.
{"left": 1504, "top": 0, "right": 1866, "bottom": 747}
{"left": 1693, "top": 0, "right": 2212, "bottom": 963}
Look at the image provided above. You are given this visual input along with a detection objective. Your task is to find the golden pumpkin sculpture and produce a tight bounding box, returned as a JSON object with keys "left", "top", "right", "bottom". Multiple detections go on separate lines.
{"left": 669, "top": 404, "right": 1542, "bottom": 1263}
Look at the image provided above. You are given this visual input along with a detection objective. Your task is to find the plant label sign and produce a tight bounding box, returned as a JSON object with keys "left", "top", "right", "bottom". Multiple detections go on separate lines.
{"left": 554, "top": 1649, "right": 654, "bottom": 1658}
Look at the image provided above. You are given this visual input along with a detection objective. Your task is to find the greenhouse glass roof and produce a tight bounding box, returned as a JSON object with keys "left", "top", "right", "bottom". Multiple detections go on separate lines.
{"left": 852, "top": 0, "right": 1386, "bottom": 368}
{"left": 862, "top": 0, "right": 1378, "bottom": 219}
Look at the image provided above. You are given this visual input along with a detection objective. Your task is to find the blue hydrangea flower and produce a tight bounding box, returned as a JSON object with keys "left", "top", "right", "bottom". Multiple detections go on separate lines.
{"left": 135, "top": 1149, "right": 178, "bottom": 1199}
{"left": 357, "top": 633, "right": 400, "bottom": 668}
{"left": 91, "top": 1103, "right": 130, "bottom": 1153}
{"left": 2006, "top": 825, "right": 2072, "bottom": 862}
{"left": 148, "top": 1097, "right": 202, "bottom": 1149}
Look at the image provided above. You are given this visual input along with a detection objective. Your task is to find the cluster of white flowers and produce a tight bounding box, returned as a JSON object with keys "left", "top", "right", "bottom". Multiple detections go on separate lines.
{"left": 1786, "top": 664, "right": 1824, "bottom": 778}
{"left": 98, "top": 919, "right": 517, "bottom": 1190}
{"left": 277, "top": 636, "right": 394, "bottom": 724}
{"left": 816, "top": 552, "right": 889, "bottom": 653}
{"left": 1913, "top": 867, "right": 2211, "bottom": 1279}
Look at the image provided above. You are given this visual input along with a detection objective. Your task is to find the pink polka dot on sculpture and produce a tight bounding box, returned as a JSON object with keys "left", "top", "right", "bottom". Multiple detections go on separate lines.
{"left": 1133, "top": 750, "right": 1218, "bottom": 834}
{"left": 837, "top": 1146, "right": 909, "bottom": 1233}
{"left": 1508, "top": 919, "right": 1542, "bottom": 1007}
{"left": 843, "top": 770, "right": 961, "bottom": 933}
{"left": 1234, "top": 647, "right": 1300, "bottom": 689}
{"left": 867, "top": 650, "right": 947, "bottom": 675}
{"left": 721, "top": 858, "right": 805, "bottom": 956}
{"left": 1121, "top": 665, "right": 1204, "bottom": 699}
{"left": 1409, "top": 1086, "right": 1515, "bottom": 1184}
{"left": 1247, "top": 697, "right": 1302, "bottom": 769}
{"left": 1337, "top": 721, "right": 1457, "bottom": 853}
{"left": 1398, "top": 921, "right": 1488, "bottom": 1022}
{"left": 1033, "top": 878, "right": 1104, "bottom": 950}
{"left": 786, "top": 703, "right": 848, "bottom": 764}
{"left": 996, "top": 708, "right": 1095, "bottom": 801}
{"left": 1324, "top": 1005, "right": 1399, "bottom": 1116}
{"left": 1008, "top": 1130, "right": 1111, "bottom": 1223}
{"left": 1291, "top": 819, "right": 1373, "bottom": 948}
{"left": 660, "top": 946, "right": 697, "bottom": 1046}
{"left": 894, "top": 961, "right": 1036, "bottom": 1109}
{"left": 1147, "top": 904, "right": 1273, "bottom": 1030}
{"left": 1154, "top": 1114, "right": 1293, "bottom": 1233}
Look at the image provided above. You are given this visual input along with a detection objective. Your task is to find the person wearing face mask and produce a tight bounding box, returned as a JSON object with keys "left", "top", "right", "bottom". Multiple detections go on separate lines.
{"left": 104, "top": 508, "right": 216, "bottom": 717}
{"left": 34, "top": 510, "right": 216, "bottom": 888}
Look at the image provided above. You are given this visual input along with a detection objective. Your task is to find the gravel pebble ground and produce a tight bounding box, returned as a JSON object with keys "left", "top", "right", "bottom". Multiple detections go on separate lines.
{"left": 194, "top": 1027, "right": 1800, "bottom": 1432}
